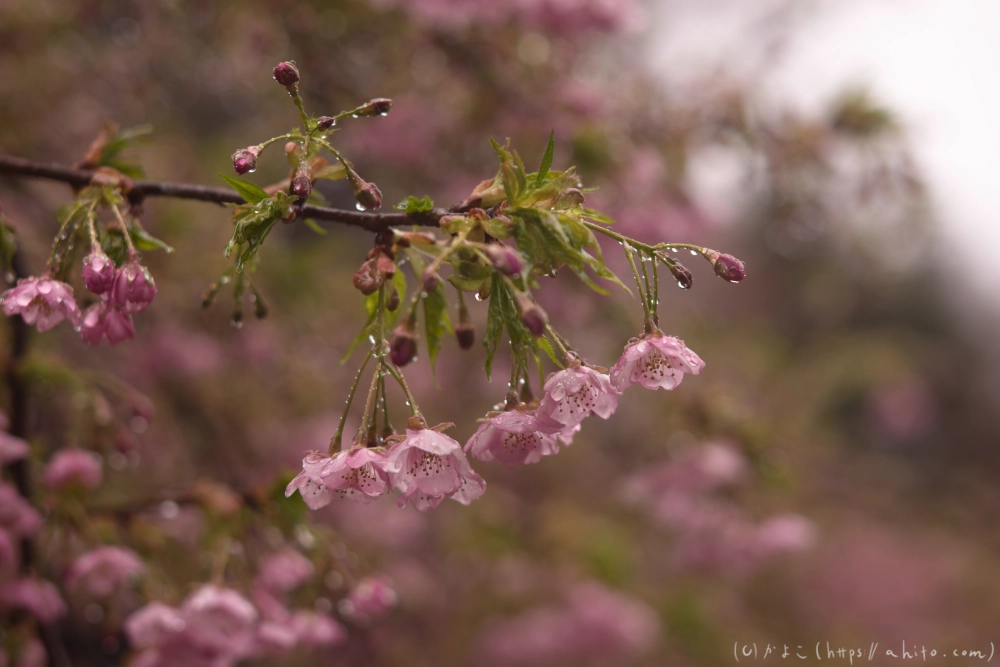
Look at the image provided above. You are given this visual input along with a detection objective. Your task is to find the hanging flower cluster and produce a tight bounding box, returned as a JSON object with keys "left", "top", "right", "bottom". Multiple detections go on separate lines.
{"left": 1, "top": 155, "right": 165, "bottom": 345}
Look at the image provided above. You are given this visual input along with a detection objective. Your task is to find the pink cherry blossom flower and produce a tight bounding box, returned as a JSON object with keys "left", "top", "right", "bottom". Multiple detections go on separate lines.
{"left": 43, "top": 449, "right": 102, "bottom": 490}
{"left": 111, "top": 260, "right": 156, "bottom": 314}
{"left": 0, "top": 483, "right": 42, "bottom": 536}
{"left": 535, "top": 364, "right": 618, "bottom": 431}
{"left": 255, "top": 549, "right": 314, "bottom": 593}
{"left": 79, "top": 303, "right": 135, "bottom": 346}
{"left": 304, "top": 447, "right": 391, "bottom": 502}
{"left": 286, "top": 610, "right": 347, "bottom": 647}
{"left": 0, "top": 578, "right": 67, "bottom": 623}
{"left": 384, "top": 427, "right": 486, "bottom": 511}
{"left": 82, "top": 250, "right": 116, "bottom": 295}
{"left": 125, "top": 602, "right": 187, "bottom": 648}
{"left": 465, "top": 410, "right": 561, "bottom": 466}
{"left": 1, "top": 276, "right": 80, "bottom": 332}
{"left": 0, "top": 432, "right": 28, "bottom": 464}
{"left": 66, "top": 546, "right": 145, "bottom": 597}
{"left": 284, "top": 469, "right": 334, "bottom": 510}
{"left": 609, "top": 333, "right": 704, "bottom": 393}
{"left": 340, "top": 576, "right": 397, "bottom": 621}
{"left": 181, "top": 584, "right": 259, "bottom": 657}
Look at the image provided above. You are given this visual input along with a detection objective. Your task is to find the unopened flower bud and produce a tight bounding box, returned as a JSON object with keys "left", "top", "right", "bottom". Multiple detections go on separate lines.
{"left": 556, "top": 188, "right": 586, "bottom": 208}
{"left": 515, "top": 293, "right": 547, "bottom": 337}
{"left": 386, "top": 283, "right": 401, "bottom": 311}
{"left": 710, "top": 252, "right": 746, "bottom": 283}
{"left": 670, "top": 262, "right": 693, "bottom": 290}
{"left": 111, "top": 261, "right": 156, "bottom": 314}
{"left": 290, "top": 163, "right": 312, "bottom": 200}
{"left": 389, "top": 323, "right": 418, "bottom": 367}
{"left": 484, "top": 244, "right": 524, "bottom": 278}
{"left": 316, "top": 116, "right": 336, "bottom": 130}
{"left": 455, "top": 323, "right": 475, "bottom": 350}
{"left": 356, "top": 98, "right": 393, "bottom": 117}
{"left": 104, "top": 309, "right": 135, "bottom": 345}
{"left": 231, "top": 146, "right": 261, "bottom": 175}
{"left": 422, "top": 268, "right": 440, "bottom": 292}
{"left": 355, "top": 182, "right": 382, "bottom": 211}
{"left": 273, "top": 61, "right": 300, "bottom": 87}
{"left": 82, "top": 251, "right": 116, "bottom": 295}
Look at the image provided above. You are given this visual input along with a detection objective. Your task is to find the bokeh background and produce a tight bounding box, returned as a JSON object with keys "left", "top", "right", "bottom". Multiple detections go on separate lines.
{"left": 2, "top": 0, "right": 1000, "bottom": 665}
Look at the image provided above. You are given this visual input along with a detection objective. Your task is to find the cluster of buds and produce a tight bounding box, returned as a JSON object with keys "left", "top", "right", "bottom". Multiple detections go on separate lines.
{"left": 80, "top": 251, "right": 156, "bottom": 345}
{"left": 352, "top": 231, "right": 396, "bottom": 296}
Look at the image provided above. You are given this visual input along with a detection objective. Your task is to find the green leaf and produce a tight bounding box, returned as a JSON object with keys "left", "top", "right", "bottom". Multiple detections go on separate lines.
{"left": 447, "top": 275, "right": 488, "bottom": 292}
{"left": 537, "top": 335, "right": 564, "bottom": 369}
{"left": 483, "top": 274, "right": 505, "bottom": 380}
{"left": 302, "top": 218, "right": 328, "bottom": 236}
{"left": 422, "top": 285, "right": 452, "bottom": 375}
{"left": 533, "top": 130, "right": 555, "bottom": 192}
{"left": 130, "top": 227, "right": 174, "bottom": 253}
{"left": 393, "top": 195, "right": 435, "bottom": 214}
{"left": 582, "top": 207, "right": 616, "bottom": 225}
{"left": 220, "top": 174, "right": 270, "bottom": 204}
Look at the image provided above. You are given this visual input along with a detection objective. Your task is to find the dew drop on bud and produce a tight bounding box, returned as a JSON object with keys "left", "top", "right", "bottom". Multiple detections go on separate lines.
{"left": 356, "top": 202, "right": 367, "bottom": 211}
{"left": 677, "top": 280, "right": 690, "bottom": 289}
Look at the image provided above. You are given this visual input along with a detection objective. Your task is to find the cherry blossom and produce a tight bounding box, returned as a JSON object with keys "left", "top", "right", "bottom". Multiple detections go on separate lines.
{"left": 384, "top": 427, "right": 486, "bottom": 511}
{"left": 1, "top": 276, "right": 80, "bottom": 332}
{"left": 465, "top": 410, "right": 561, "bottom": 466}
{"left": 65, "top": 546, "right": 145, "bottom": 597}
{"left": 609, "top": 333, "right": 704, "bottom": 393}
{"left": 286, "top": 447, "right": 391, "bottom": 508}
{"left": 535, "top": 364, "right": 618, "bottom": 431}
{"left": 42, "top": 449, "right": 102, "bottom": 491}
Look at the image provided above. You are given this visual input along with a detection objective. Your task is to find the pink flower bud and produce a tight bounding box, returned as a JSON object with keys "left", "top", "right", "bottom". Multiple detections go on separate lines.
{"left": 290, "top": 162, "right": 312, "bottom": 200}
{"left": 231, "top": 146, "right": 260, "bottom": 175}
{"left": 316, "top": 116, "right": 336, "bottom": 130}
{"left": 389, "top": 324, "right": 418, "bottom": 367}
{"left": 422, "top": 268, "right": 440, "bottom": 292}
{"left": 484, "top": 244, "right": 524, "bottom": 278}
{"left": 355, "top": 182, "right": 382, "bottom": 211}
{"left": 356, "top": 98, "right": 393, "bottom": 117}
{"left": 669, "top": 262, "right": 693, "bottom": 289}
{"left": 455, "top": 323, "right": 475, "bottom": 350}
{"left": 711, "top": 252, "right": 745, "bottom": 283}
{"left": 112, "top": 261, "right": 156, "bottom": 314}
{"left": 520, "top": 304, "right": 547, "bottom": 337}
{"left": 272, "top": 61, "right": 300, "bottom": 87}
{"left": 82, "top": 251, "right": 116, "bottom": 295}
{"left": 556, "top": 187, "right": 586, "bottom": 208}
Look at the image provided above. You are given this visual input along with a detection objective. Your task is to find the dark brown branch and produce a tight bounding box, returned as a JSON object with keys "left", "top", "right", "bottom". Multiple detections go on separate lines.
{"left": 0, "top": 154, "right": 448, "bottom": 232}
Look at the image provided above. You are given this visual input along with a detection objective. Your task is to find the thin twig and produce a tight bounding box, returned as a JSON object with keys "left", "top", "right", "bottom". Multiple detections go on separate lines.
{"left": 0, "top": 153, "right": 449, "bottom": 233}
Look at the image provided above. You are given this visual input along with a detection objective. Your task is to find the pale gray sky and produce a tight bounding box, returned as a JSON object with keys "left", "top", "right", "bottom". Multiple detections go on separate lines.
{"left": 649, "top": 0, "right": 1000, "bottom": 293}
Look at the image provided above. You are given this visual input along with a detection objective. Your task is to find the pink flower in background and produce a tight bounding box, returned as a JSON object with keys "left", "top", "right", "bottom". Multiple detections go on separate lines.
{"left": 341, "top": 576, "right": 397, "bottom": 621}
{"left": 0, "top": 529, "right": 15, "bottom": 572}
{"left": 255, "top": 549, "right": 314, "bottom": 593}
{"left": 286, "top": 610, "right": 347, "bottom": 647}
{"left": 43, "top": 449, "right": 102, "bottom": 490}
{"left": 610, "top": 333, "right": 705, "bottom": 393}
{"left": 479, "top": 581, "right": 658, "bottom": 666}
{"left": 1, "top": 276, "right": 80, "bottom": 332}
{"left": 0, "top": 483, "right": 42, "bottom": 537}
{"left": 754, "top": 514, "right": 817, "bottom": 558}
{"left": 384, "top": 428, "right": 486, "bottom": 511}
{"left": 66, "top": 546, "right": 145, "bottom": 597}
{"left": 0, "top": 432, "right": 28, "bottom": 464}
{"left": 465, "top": 410, "right": 561, "bottom": 466}
{"left": 535, "top": 364, "right": 618, "bottom": 431}
{"left": 181, "top": 585, "right": 259, "bottom": 657}
{"left": 0, "top": 578, "right": 67, "bottom": 623}
{"left": 125, "top": 602, "right": 187, "bottom": 648}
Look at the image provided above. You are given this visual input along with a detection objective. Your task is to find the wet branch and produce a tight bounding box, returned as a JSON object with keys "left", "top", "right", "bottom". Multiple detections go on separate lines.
{"left": 0, "top": 153, "right": 448, "bottom": 233}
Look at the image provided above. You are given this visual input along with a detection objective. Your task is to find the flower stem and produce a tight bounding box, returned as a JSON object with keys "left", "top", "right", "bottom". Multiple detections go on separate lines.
{"left": 111, "top": 204, "right": 138, "bottom": 258}
{"left": 330, "top": 348, "right": 374, "bottom": 454}
{"left": 384, "top": 363, "right": 421, "bottom": 419}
